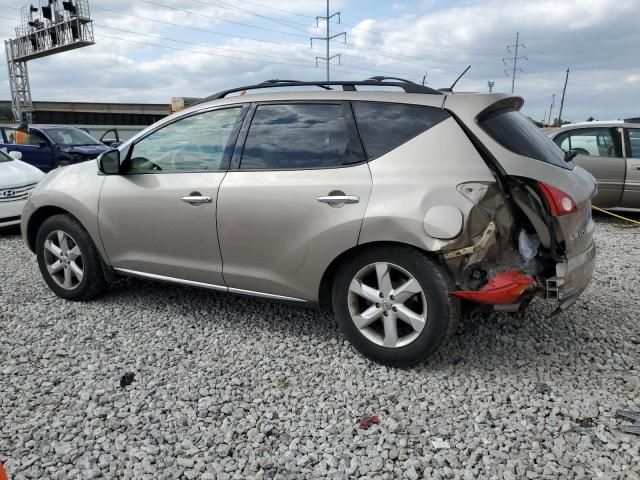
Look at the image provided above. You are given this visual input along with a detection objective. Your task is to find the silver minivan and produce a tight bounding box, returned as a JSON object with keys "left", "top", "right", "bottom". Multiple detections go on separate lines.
{"left": 21, "top": 78, "right": 597, "bottom": 366}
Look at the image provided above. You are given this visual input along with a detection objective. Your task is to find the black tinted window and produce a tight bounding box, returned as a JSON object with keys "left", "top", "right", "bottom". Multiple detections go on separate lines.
{"left": 353, "top": 102, "right": 450, "bottom": 158}
{"left": 480, "top": 110, "right": 570, "bottom": 169}
{"left": 241, "top": 103, "right": 360, "bottom": 169}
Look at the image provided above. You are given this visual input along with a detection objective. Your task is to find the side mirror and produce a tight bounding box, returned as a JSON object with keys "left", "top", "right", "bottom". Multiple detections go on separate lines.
{"left": 97, "top": 149, "right": 120, "bottom": 174}
{"left": 38, "top": 141, "right": 48, "bottom": 148}
{"left": 564, "top": 149, "right": 579, "bottom": 162}
{"left": 9, "top": 150, "right": 23, "bottom": 160}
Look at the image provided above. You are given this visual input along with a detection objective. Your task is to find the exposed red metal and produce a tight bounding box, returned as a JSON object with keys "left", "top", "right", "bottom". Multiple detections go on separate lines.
{"left": 452, "top": 270, "right": 535, "bottom": 305}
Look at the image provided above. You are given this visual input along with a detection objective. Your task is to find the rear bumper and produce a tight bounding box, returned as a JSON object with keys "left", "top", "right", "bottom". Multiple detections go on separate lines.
{"left": 545, "top": 240, "right": 596, "bottom": 310}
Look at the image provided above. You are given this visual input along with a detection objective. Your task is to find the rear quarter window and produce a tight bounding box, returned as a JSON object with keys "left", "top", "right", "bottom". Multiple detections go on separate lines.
{"left": 480, "top": 109, "right": 571, "bottom": 170}
{"left": 353, "top": 102, "right": 450, "bottom": 158}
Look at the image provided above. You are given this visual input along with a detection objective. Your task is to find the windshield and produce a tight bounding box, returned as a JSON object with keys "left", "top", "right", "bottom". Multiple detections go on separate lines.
{"left": 44, "top": 128, "right": 102, "bottom": 146}
{"left": 0, "top": 150, "right": 13, "bottom": 163}
{"left": 480, "top": 109, "right": 572, "bottom": 170}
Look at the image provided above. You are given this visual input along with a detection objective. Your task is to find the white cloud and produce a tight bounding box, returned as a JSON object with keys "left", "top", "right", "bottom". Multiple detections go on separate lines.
{"left": 0, "top": 0, "right": 637, "bottom": 122}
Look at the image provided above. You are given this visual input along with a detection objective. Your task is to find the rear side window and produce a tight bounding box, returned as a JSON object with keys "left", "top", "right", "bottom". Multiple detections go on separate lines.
{"left": 480, "top": 109, "right": 570, "bottom": 169}
{"left": 353, "top": 102, "right": 450, "bottom": 158}
{"left": 240, "top": 103, "right": 363, "bottom": 170}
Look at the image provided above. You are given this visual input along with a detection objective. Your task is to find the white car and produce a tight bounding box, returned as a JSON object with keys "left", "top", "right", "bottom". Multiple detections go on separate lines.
{"left": 0, "top": 150, "right": 44, "bottom": 228}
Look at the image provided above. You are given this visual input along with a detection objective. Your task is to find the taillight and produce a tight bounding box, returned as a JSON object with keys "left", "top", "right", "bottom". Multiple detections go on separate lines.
{"left": 538, "top": 182, "right": 577, "bottom": 216}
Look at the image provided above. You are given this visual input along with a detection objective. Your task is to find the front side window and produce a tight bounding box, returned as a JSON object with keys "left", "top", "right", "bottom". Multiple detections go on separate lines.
{"left": 481, "top": 109, "right": 570, "bottom": 169}
{"left": 627, "top": 128, "right": 640, "bottom": 158}
{"left": 126, "top": 107, "right": 242, "bottom": 173}
{"left": 554, "top": 128, "right": 621, "bottom": 158}
{"left": 353, "top": 102, "right": 450, "bottom": 158}
{"left": 240, "top": 103, "right": 362, "bottom": 170}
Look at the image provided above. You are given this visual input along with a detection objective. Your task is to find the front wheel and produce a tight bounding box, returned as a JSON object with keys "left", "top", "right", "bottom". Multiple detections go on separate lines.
{"left": 332, "top": 246, "right": 459, "bottom": 367}
{"left": 36, "top": 214, "right": 106, "bottom": 300}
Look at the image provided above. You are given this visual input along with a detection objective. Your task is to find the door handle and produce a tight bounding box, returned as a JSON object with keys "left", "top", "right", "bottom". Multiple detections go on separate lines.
{"left": 632, "top": 165, "right": 640, "bottom": 171}
{"left": 181, "top": 195, "right": 212, "bottom": 204}
{"left": 317, "top": 195, "right": 360, "bottom": 204}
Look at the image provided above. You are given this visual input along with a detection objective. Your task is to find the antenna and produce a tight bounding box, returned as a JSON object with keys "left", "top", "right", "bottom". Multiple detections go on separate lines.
{"left": 449, "top": 65, "right": 471, "bottom": 91}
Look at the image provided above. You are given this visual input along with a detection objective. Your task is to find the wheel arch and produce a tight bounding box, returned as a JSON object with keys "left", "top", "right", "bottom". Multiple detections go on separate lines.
{"left": 318, "top": 240, "right": 440, "bottom": 312}
{"left": 25, "top": 205, "right": 72, "bottom": 252}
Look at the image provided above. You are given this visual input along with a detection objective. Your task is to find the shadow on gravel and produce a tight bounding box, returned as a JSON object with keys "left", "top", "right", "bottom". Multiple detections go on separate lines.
{"left": 100, "top": 275, "right": 596, "bottom": 371}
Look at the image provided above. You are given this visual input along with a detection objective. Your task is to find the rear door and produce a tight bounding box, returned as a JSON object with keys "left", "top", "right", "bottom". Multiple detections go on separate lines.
{"left": 217, "top": 101, "right": 371, "bottom": 302}
{"left": 621, "top": 127, "right": 640, "bottom": 208}
{"left": 553, "top": 127, "right": 625, "bottom": 207}
{"left": 98, "top": 105, "right": 246, "bottom": 286}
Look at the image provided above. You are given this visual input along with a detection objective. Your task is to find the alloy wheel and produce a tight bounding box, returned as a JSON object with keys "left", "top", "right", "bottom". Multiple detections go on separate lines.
{"left": 347, "top": 262, "right": 428, "bottom": 348}
{"left": 43, "top": 230, "right": 84, "bottom": 290}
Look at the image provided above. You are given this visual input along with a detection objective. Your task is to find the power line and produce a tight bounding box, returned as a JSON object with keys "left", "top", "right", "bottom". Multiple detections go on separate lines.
{"left": 187, "top": 0, "right": 313, "bottom": 29}
{"left": 94, "top": 24, "right": 316, "bottom": 65}
{"left": 139, "top": 0, "right": 310, "bottom": 39}
{"left": 503, "top": 32, "right": 527, "bottom": 93}
{"left": 310, "top": 0, "right": 346, "bottom": 81}
{"left": 92, "top": 6, "right": 304, "bottom": 48}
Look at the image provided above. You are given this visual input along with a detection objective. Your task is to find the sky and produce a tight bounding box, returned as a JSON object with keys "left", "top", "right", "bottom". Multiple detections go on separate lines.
{"left": 1, "top": 0, "right": 639, "bottom": 123}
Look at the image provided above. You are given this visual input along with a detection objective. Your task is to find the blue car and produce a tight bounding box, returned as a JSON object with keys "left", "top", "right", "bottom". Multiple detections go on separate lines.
{"left": 0, "top": 125, "right": 113, "bottom": 172}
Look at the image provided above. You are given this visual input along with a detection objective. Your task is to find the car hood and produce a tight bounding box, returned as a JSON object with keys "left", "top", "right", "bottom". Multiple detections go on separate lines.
{"left": 0, "top": 160, "right": 45, "bottom": 187}
{"left": 61, "top": 145, "right": 109, "bottom": 156}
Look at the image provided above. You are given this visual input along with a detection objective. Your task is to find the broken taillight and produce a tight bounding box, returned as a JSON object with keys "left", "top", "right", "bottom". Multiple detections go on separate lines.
{"left": 538, "top": 182, "right": 577, "bottom": 216}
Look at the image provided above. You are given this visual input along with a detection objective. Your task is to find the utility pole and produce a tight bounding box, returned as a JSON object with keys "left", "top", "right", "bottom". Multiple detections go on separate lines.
{"left": 557, "top": 68, "right": 570, "bottom": 126}
{"left": 310, "top": 0, "right": 346, "bottom": 81}
{"left": 503, "top": 32, "right": 527, "bottom": 93}
{"left": 548, "top": 93, "right": 556, "bottom": 127}
{"left": 422, "top": 72, "right": 428, "bottom": 86}
{"left": 487, "top": 81, "right": 495, "bottom": 93}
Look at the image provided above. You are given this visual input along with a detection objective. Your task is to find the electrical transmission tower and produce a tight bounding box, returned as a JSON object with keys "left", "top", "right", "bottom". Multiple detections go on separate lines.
{"left": 310, "top": 0, "right": 346, "bottom": 81}
{"left": 547, "top": 93, "right": 556, "bottom": 127}
{"left": 503, "top": 32, "right": 527, "bottom": 94}
{"left": 487, "top": 81, "right": 494, "bottom": 93}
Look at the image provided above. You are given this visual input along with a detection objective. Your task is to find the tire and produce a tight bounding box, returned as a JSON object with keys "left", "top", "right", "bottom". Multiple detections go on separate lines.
{"left": 35, "top": 214, "right": 106, "bottom": 301}
{"left": 332, "top": 245, "right": 460, "bottom": 367}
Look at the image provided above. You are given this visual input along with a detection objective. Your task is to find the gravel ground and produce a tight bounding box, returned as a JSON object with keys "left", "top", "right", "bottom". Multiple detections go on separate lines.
{"left": 1, "top": 214, "right": 639, "bottom": 480}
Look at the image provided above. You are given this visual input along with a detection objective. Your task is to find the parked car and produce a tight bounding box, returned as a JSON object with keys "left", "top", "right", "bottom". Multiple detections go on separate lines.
{"left": 21, "top": 78, "right": 597, "bottom": 366}
{"left": 0, "top": 125, "right": 112, "bottom": 172}
{"left": 549, "top": 122, "right": 640, "bottom": 210}
{"left": 0, "top": 150, "right": 44, "bottom": 228}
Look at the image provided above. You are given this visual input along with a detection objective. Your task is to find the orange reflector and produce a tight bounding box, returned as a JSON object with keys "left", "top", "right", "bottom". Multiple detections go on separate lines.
{"left": 452, "top": 270, "right": 535, "bottom": 305}
{"left": 0, "top": 462, "right": 8, "bottom": 480}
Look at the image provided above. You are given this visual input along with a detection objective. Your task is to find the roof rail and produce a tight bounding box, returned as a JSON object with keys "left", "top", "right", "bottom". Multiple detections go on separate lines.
{"left": 202, "top": 78, "right": 443, "bottom": 101}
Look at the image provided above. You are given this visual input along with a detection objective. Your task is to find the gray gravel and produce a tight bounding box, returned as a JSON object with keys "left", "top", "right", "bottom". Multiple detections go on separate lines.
{"left": 1, "top": 214, "right": 639, "bottom": 480}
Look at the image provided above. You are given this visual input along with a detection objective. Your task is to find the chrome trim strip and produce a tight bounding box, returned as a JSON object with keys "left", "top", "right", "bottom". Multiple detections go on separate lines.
{"left": 113, "top": 268, "right": 307, "bottom": 302}
{"left": 228, "top": 287, "right": 307, "bottom": 303}
{"left": 113, "top": 268, "right": 227, "bottom": 292}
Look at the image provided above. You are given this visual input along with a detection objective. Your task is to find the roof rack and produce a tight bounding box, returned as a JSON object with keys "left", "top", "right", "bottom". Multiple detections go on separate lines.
{"left": 203, "top": 77, "right": 443, "bottom": 101}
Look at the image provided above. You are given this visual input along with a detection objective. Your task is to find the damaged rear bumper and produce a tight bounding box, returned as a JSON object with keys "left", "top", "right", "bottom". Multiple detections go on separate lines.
{"left": 545, "top": 241, "right": 596, "bottom": 312}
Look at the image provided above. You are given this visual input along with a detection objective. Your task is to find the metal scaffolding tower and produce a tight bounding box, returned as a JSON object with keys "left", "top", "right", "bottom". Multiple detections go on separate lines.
{"left": 5, "top": 0, "right": 95, "bottom": 123}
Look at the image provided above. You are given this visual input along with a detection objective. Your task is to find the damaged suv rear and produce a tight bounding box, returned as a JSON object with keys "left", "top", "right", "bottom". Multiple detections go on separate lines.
{"left": 21, "top": 78, "right": 596, "bottom": 367}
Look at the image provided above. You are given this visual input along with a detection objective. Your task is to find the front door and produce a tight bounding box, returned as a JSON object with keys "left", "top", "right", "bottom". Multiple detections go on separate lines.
{"left": 98, "top": 106, "right": 246, "bottom": 286}
{"left": 621, "top": 127, "right": 640, "bottom": 208}
{"left": 217, "top": 102, "right": 372, "bottom": 301}
{"left": 1, "top": 128, "right": 53, "bottom": 171}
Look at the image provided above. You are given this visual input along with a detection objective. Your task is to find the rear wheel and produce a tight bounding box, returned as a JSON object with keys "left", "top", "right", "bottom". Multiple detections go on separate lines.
{"left": 332, "top": 246, "right": 459, "bottom": 367}
{"left": 36, "top": 214, "right": 106, "bottom": 300}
